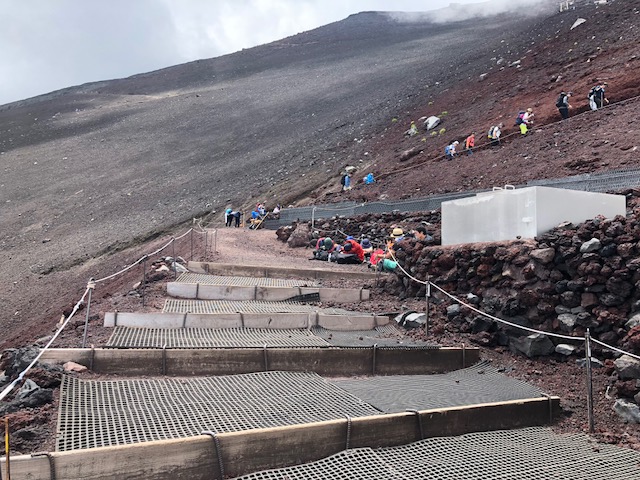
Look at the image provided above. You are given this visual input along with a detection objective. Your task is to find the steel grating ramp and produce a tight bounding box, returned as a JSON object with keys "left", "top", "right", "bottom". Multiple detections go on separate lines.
{"left": 56, "top": 371, "right": 380, "bottom": 451}
{"left": 312, "top": 325, "right": 440, "bottom": 348}
{"left": 231, "top": 427, "right": 640, "bottom": 479}
{"left": 105, "top": 326, "right": 332, "bottom": 348}
{"left": 163, "top": 299, "right": 355, "bottom": 315}
{"left": 104, "top": 325, "right": 438, "bottom": 348}
{"left": 331, "top": 361, "right": 545, "bottom": 413}
{"left": 174, "top": 273, "right": 318, "bottom": 287}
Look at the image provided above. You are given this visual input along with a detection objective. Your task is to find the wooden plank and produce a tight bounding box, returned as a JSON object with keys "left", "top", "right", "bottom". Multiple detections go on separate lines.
{"left": 188, "top": 261, "right": 378, "bottom": 280}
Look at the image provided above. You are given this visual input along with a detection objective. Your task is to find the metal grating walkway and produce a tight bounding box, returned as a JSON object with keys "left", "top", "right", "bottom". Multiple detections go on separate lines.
{"left": 174, "top": 273, "right": 318, "bottom": 287}
{"left": 162, "top": 299, "right": 355, "bottom": 315}
{"left": 312, "top": 326, "right": 440, "bottom": 348}
{"left": 104, "top": 325, "right": 438, "bottom": 349}
{"left": 331, "top": 361, "right": 544, "bottom": 412}
{"left": 56, "top": 371, "right": 380, "bottom": 451}
{"left": 105, "top": 326, "right": 332, "bottom": 348}
{"left": 232, "top": 427, "right": 640, "bottom": 479}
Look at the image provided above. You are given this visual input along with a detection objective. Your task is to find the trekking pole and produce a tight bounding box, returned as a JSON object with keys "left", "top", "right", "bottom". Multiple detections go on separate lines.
{"left": 81, "top": 278, "right": 96, "bottom": 348}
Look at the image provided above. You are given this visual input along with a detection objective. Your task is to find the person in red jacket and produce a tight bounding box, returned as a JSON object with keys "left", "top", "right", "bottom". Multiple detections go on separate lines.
{"left": 342, "top": 238, "right": 365, "bottom": 263}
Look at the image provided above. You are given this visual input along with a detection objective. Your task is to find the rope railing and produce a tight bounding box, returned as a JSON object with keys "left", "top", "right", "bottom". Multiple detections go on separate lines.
{"left": 0, "top": 226, "right": 212, "bottom": 403}
{"left": 387, "top": 245, "right": 640, "bottom": 432}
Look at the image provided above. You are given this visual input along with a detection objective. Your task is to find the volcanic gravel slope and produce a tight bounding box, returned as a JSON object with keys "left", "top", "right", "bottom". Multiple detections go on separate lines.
{"left": 0, "top": 3, "right": 639, "bottom": 355}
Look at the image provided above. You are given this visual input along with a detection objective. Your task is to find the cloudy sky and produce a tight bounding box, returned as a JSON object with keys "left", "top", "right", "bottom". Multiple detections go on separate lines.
{"left": 1, "top": 0, "right": 533, "bottom": 105}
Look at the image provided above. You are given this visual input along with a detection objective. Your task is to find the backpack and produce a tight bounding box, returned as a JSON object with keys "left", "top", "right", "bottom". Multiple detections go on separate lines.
{"left": 488, "top": 126, "right": 495, "bottom": 139}
{"left": 340, "top": 174, "right": 347, "bottom": 186}
{"left": 556, "top": 94, "right": 565, "bottom": 108}
{"left": 444, "top": 145, "right": 451, "bottom": 155}
{"left": 515, "top": 111, "right": 525, "bottom": 125}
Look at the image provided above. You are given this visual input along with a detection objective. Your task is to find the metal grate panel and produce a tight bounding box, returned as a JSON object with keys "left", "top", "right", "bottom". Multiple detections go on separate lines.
{"left": 105, "top": 326, "right": 332, "bottom": 348}
{"left": 312, "top": 326, "right": 440, "bottom": 348}
{"left": 175, "top": 273, "right": 318, "bottom": 287}
{"left": 232, "top": 427, "right": 640, "bottom": 479}
{"left": 162, "top": 299, "right": 358, "bottom": 315}
{"left": 56, "top": 371, "right": 381, "bottom": 451}
{"left": 331, "top": 361, "right": 545, "bottom": 413}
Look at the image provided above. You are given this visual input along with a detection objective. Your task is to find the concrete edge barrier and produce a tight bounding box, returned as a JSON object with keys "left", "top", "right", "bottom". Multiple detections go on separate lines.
{"left": 167, "top": 282, "right": 370, "bottom": 302}
{"left": 39, "top": 347, "right": 480, "bottom": 376}
{"left": 188, "top": 261, "right": 379, "bottom": 280}
{"left": 103, "top": 312, "right": 389, "bottom": 330}
{"left": 1, "top": 397, "right": 560, "bottom": 480}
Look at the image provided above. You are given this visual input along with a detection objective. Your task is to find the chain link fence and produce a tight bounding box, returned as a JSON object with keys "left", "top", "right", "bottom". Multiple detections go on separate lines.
{"left": 265, "top": 167, "right": 640, "bottom": 229}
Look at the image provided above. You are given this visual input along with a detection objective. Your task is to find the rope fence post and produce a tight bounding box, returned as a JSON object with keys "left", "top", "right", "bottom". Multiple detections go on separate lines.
{"left": 171, "top": 237, "right": 177, "bottom": 279}
{"left": 204, "top": 229, "right": 208, "bottom": 261}
{"left": 213, "top": 229, "right": 217, "bottom": 256}
{"left": 190, "top": 229, "right": 194, "bottom": 260}
{"left": 142, "top": 255, "right": 148, "bottom": 307}
{"left": 425, "top": 279, "right": 431, "bottom": 336}
{"left": 585, "top": 329, "right": 595, "bottom": 434}
{"left": 81, "top": 278, "right": 96, "bottom": 348}
{"left": 311, "top": 206, "right": 317, "bottom": 229}
{"left": 4, "top": 417, "right": 10, "bottom": 480}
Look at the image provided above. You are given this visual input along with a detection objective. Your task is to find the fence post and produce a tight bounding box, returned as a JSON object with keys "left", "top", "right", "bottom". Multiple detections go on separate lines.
{"left": 190, "top": 229, "right": 194, "bottom": 260}
{"left": 81, "top": 278, "right": 96, "bottom": 348}
{"left": 213, "top": 229, "right": 217, "bottom": 256}
{"left": 585, "top": 329, "right": 595, "bottom": 433}
{"left": 312, "top": 206, "right": 317, "bottom": 229}
{"left": 142, "top": 255, "right": 148, "bottom": 307}
{"left": 172, "top": 237, "right": 177, "bottom": 279}
{"left": 425, "top": 279, "right": 431, "bottom": 336}
{"left": 204, "top": 230, "right": 208, "bottom": 261}
{"left": 4, "top": 417, "right": 10, "bottom": 480}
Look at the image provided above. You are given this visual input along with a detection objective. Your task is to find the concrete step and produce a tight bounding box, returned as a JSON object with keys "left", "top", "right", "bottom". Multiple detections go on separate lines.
{"left": 168, "top": 273, "right": 369, "bottom": 302}
{"left": 104, "top": 300, "right": 388, "bottom": 330}
{"left": 188, "top": 261, "right": 379, "bottom": 281}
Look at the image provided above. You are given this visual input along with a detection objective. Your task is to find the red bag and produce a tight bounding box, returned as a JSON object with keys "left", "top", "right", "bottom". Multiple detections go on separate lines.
{"left": 369, "top": 248, "right": 385, "bottom": 266}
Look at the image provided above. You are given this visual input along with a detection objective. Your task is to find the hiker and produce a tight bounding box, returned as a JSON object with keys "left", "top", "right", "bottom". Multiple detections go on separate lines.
{"left": 384, "top": 228, "right": 405, "bottom": 259}
{"left": 311, "top": 237, "right": 336, "bottom": 261}
{"left": 405, "top": 120, "right": 419, "bottom": 137}
{"left": 232, "top": 210, "right": 242, "bottom": 228}
{"left": 465, "top": 133, "right": 475, "bottom": 155}
{"left": 589, "top": 83, "right": 608, "bottom": 110}
{"left": 410, "top": 226, "right": 433, "bottom": 243}
{"left": 333, "top": 238, "right": 364, "bottom": 264}
{"left": 341, "top": 172, "right": 352, "bottom": 191}
{"left": 556, "top": 91, "right": 572, "bottom": 119}
{"left": 444, "top": 141, "right": 459, "bottom": 160}
{"left": 257, "top": 203, "right": 266, "bottom": 216}
{"left": 515, "top": 108, "right": 534, "bottom": 135}
{"left": 488, "top": 124, "right": 503, "bottom": 146}
{"left": 360, "top": 238, "right": 374, "bottom": 260}
{"left": 363, "top": 173, "right": 375, "bottom": 185}
{"left": 225, "top": 208, "right": 233, "bottom": 227}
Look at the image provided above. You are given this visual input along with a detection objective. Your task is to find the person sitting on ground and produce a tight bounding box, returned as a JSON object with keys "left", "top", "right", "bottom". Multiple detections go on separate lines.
{"left": 332, "top": 239, "right": 364, "bottom": 264}
{"left": 556, "top": 91, "right": 572, "bottom": 119}
{"left": 465, "top": 133, "right": 475, "bottom": 155}
{"left": 311, "top": 237, "right": 336, "bottom": 261}
{"left": 271, "top": 204, "right": 281, "bottom": 219}
{"left": 360, "top": 238, "right": 374, "bottom": 260}
{"left": 385, "top": 228, "right": 405, "bottom": 259}
{"left": 410, "top": 226, "right": 434, "bottom": 243}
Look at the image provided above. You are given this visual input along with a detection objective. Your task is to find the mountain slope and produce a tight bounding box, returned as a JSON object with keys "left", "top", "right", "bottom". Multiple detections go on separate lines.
{"left": 1, "top": 1, "right": 639, "bottom": 347}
